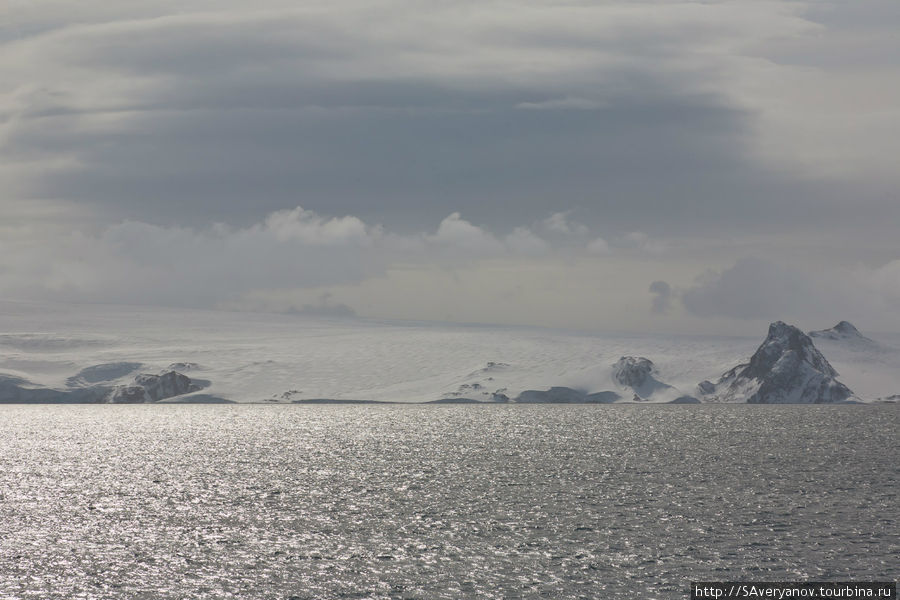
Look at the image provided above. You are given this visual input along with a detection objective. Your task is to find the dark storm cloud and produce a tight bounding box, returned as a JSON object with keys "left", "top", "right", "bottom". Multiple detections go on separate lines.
{"left": 682, "top": 258, "right": 811, "bottom": 320}
{"left": 3, "top": 1, "right": 879, "bottom": 233}
{"left": 16, "top": 98, "right": 775, "bottom": 229}
{"left": 679, "top": 257, "right": 895, "bottom": 326}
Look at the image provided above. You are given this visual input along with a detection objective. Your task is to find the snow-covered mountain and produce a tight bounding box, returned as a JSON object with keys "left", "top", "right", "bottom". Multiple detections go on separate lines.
{"left": 1, "top": 302, "right": 898, "bottom": 403}
{"left": 700, "top": 321, "right": 855, "bottom": 404}
{"left": 809, "top": 321, "right": 879, "bottom": 348}
{"left": 610, "top": 356, "right": 693, "bottom": 402}
{"left": 805, "top": 321, "right": 900, "bottom": 402}
{"left": 810, "top": 320, "right": 866, "bottom": 341}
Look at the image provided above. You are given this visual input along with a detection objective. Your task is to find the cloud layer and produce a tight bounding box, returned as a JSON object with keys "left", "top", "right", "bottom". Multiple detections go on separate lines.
{"left": 2, "top": 1, "right": 899, "bottom": 332}
{"left": 680, "top": 257, "right": 900, "bottom": 330}
{"left": 0, "top": 208, "right": 607, "bottom": 308}
{"left": 3, "top": 1, "right": 898, "bottom": 233}
{"left": 2, "top": 206, "right": 899, "bottom": 333}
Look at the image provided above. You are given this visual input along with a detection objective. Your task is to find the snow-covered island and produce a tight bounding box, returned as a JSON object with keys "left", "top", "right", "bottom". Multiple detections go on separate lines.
{"left": 0, "top": 302, "right": 898, "bottom": 404}
{"left": 0, "top": 366, "right": 210, "bottom": 404}
{"left": 696, "top": 321, "right": 854, "bottom": 404}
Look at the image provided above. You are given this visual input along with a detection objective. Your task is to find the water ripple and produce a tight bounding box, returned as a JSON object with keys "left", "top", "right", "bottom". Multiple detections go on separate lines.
{"left": 0, "top": 404, "right": 897, "bottom": 599}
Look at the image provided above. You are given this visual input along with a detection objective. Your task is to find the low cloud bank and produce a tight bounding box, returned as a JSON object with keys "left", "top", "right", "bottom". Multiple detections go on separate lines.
{"left": 679, "top": 257, "right": 900, "bottom": 327}
{"left": 3, "top": 208, "right": 899, "bottom": 332}
{"left": 0, "top": 208, "right": 609, "bottom": 309}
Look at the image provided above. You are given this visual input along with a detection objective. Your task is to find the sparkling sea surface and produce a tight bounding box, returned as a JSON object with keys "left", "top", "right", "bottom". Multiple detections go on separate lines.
{"left": 0, "top": 404, "right": 897, "bottom": 599}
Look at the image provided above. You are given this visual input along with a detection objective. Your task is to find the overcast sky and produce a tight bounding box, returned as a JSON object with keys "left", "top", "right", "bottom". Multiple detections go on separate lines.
{"left": 2, "top": 0, "right": 899, "bottom": 334}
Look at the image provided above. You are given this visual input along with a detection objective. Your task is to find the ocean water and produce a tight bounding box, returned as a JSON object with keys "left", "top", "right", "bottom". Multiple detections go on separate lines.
{"left": 0, "top": 405, "right": 896, "bottom": 599}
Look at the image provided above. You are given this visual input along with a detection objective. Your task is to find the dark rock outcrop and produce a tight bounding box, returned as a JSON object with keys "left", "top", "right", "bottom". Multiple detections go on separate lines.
{"left": 515, "top": 386, "right": 587, "bottom": 403}
{"left": 584, "top": 391, "right": 622, "bottom": 404}
{"left": 108, "top": 370, "right": 201, "bottom": 403}
{"left": 428, "top": 397, "right": 484, "bottom": 404}
{"left": 612, "top": 356, "right": 674, "bottom": 398}
{"left": 107, "top": 385, "right": 151, "bottom": 403}
{"left": 613, "top": 357, "right": 653, "bottom": 388}
{"left": 134, "top": 371, "right": 199, "bottom": 401}
{"left": 696, "top": 380, "right": 716, "bottom": 396}
{"left": 670, "top": 395, "right": 701, "bottom": 404}
{"left": 514, "top": 387, "right": 621, "bottom": 403}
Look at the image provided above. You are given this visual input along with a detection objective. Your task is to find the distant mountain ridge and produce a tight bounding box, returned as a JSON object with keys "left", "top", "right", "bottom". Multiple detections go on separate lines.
{"left": 809, "top": 321, "right": 873, "bottom": 343}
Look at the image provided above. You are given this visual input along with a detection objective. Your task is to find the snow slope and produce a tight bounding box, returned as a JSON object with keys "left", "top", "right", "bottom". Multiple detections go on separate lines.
{"left": 805, "top": 322, "right": 900, "bottom": 402}
{"left": 0, "top": 302, "right": 898, "bottom": 403}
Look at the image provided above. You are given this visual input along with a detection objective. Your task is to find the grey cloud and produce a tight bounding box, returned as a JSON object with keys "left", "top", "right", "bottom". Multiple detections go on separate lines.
{"left": 2, "top": 1, "right": 900, "bottom": 333}
{"left": 541, "top": 212, "right": 588, "bottom": 237}
{"left": 8, "top": 95, "right": 798, "bottom": 232}
{"left": 287, "top": 293, "right": 357, "bottom": 318}
{"left": 2, "top": 205, "right": 899, "bottom": 332}
{"left": 3, "top": 1, "right": 883, "bottom": 236}
{"left": 682, "top": 258, "right": 816, "bottom": 320}
{"left": 679, "top": 257, "right": 900, "bottom": 327}
{"left": 648, "top": 280, "right": 673, "bottom": 314}
{"left": 516, "top": 97, "right": 607, "bottom": 111}
{"left": 0, "top": 207, "right": 564, "bottom": 307}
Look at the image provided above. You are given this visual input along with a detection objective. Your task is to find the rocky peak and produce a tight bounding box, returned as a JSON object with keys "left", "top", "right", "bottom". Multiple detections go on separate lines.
{"left": 611, "top": 356, "right": 679, "bottom": 400}
{"left": 707, "top": 321, "right": 853, "bottom": 404}
{"left": 135, "top": 370, "right": 199, "bottom": 401}
{"left": 745, "top": 321, "right": 837, "bottom": 380}
{"left": 108, "top": 369, "right": 200, "bottom": 403}
{"left": 833, "top": 321, "right": 860, "bottom": 335}
{"left": 613, "top": 356, "right": 655, "bottom": 389}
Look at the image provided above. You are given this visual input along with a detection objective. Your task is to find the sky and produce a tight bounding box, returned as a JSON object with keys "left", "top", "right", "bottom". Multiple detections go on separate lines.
{"left": 2, "top": 0, "right": 899, "bottom": 334}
